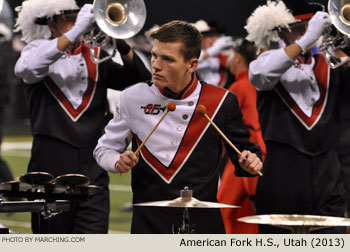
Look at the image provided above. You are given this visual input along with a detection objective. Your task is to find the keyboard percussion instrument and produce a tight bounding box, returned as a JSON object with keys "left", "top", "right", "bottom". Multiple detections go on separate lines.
{"left": 0, "top": 172, "right": 102, "bottom": 216}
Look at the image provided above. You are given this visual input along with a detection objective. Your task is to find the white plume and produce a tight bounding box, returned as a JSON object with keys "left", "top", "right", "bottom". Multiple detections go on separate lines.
{"left": 245, "top": 0, "right": 296, "bottom": 50}
{"left": 192, "top": 20, "right": 210, "bottom": 33}
{"left": 14, "top": 0, "right": 78, "bottom": 43}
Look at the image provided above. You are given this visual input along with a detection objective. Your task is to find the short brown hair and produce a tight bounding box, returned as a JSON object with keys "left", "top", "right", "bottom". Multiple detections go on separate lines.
{"left": 150, "top": 20, "right": 202, "bottom": 61}
{"left": 237, "top": 40, "right": 257, "bottom": 65}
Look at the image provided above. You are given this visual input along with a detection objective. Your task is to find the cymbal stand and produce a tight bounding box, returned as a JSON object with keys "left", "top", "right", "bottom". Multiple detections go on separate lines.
{"left": 172, "top": 187, "right": 195, "bottom": 233}
{"left": 42, "top": 200, "right": 68, "bottom": 220}
{"left": 172, "top": 207, "right": 195, "bottom": 234}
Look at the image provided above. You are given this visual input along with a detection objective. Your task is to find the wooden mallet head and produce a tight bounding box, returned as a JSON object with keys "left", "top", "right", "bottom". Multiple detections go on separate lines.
{"left": 195, "top": 105, "right": 207, "bottom": 115}
{"left": 166, "top": 102, "right": 176, "bottom": 112}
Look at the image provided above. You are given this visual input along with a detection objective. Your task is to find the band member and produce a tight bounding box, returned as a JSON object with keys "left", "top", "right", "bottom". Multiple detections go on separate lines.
{"left": 194, "top": 19, "right": 234, "bottom": 87}
{"left": 246, "top": 0, "right": 350, "bottom": 233}
{"left": 0, "top": 0, "right": 15, "bottom": 185}
{"left": 94, "top": 20, "right": 263, "bottom": 234}
{"left": 218, "top": 39, "right": 266, "bottom": 234}
{"left": 14, "top": 0, "right": 151, "bottom": 233}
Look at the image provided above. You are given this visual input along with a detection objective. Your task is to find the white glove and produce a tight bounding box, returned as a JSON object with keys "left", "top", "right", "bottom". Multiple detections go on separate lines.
{"left": 206, "top": 36, "right": 234, "bottom": 57}
{"left": 64, "top": 4, "right": 94, "bottom": 43}
{"left": 295, "top": 11, "right": 331, "bottom": 52}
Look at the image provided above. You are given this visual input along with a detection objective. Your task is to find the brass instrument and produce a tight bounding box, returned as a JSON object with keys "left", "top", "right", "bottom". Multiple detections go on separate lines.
{"left": 85, "top": 0, "right": 147, "bottom": 63}
{"left": 319, "top": 0, "right": 350, "bottom": 68}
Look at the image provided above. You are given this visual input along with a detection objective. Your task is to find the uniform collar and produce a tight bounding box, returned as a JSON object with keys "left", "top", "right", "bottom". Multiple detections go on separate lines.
{"left": 158, "top": 73, "right": 198, "bottom": 100}
{"left": 296, "top": 52, "right": 313, "bottom": 65}
{"left": 65, "top": 42, "right": 83, "bottom": 55}
{"left": 235, "top": 69, "right": 249, "bottom": 81}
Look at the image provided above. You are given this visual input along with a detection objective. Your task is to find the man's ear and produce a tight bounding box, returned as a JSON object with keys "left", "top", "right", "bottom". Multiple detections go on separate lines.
{"left": 188, "top": 58, "right": 198, "bottom": 73}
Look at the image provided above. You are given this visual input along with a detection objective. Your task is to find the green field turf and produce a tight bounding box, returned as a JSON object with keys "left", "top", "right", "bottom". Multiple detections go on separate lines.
{"left": 0, "top": 136, "right": 133, "bottom": 234}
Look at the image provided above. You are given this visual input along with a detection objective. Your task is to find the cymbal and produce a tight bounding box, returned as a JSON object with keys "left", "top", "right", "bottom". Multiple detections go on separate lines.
{"left": 134, "top": 187, "right": 239, "bottom": 208}
{"left": 134, "top": 197, "right": 239, "bottom": 208}
{"left": 0, "top": 181, "right": 32, "bottom": 192}
{"left": 74, "top": 185, "right": 103, "bottom": 197}
{"left": 238, "top": 214, "right": 350, "bottom": 227}
{"left": 51, "top": 184, "right": 67, "bottom": 194}
{"left": 54, "top": 174, "right": 90, "bottom": 188}
{"left": 19, "top": 172, "right": 54, "bottom": 185}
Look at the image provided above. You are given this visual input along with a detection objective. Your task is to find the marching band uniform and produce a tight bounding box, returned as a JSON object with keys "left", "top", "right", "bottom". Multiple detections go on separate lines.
{"left": 14, "top": 0, "right": 151, "bottom": 233}
{"left": 337, "top": 83, "right": 350, "bottom": 229}
{"left": 194, "top": 20, "right": 233, "bottom": 87}
{"left": 196, "top": 53, "right": 229, "bottom": 87}
{"left": 0, "top": 14, "right": 15, "bottom": 184}
{"left": 15, "top": 40, "right": 149, "bottom": 149}
{"left": 250, "top": 44, "right": 350, "bottom": 233}
{"left": 246, "top": 0, "right": 350, "bottom": 233}
{"left": 94, "top": 74, "right": 262, "bottom": 233}
{"left": 15, "top": 39, "right": 150, "bottom": 234}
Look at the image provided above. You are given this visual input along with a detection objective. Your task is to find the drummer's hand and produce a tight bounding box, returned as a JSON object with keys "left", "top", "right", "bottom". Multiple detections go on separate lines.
{"left": 115, "top": 150, "right": 139, "bottom": 174}
{"left": 238, "top": 150, "right": 262, "bottom": 176}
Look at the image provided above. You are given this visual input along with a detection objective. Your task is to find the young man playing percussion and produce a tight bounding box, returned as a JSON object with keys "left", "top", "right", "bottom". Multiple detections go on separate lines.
{"left": 94, "top": 20, "right": 263, "bottom": 234}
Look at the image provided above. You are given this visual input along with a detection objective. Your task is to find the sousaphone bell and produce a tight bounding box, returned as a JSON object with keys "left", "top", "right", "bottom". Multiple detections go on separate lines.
{"left": 319, "top": 0, "right": 350, "bottom": 68}
{"left": 85, "top": 0, "right": 147, "bottom": 63}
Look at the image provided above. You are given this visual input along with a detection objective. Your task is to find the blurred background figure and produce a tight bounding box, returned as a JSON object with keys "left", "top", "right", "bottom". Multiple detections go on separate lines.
{"left": 0, "top": 0, "right": 15, "bottom": 184}
{"left": 336, "top": 60, "right": 350, "bottom": 233}
{"left": 247, "top": 0, "right": 350, "bottom": 233}
{"left": 218, "top": 39, "right": 266, "bottom": 234}
{"left": 194, "top": 19, "right": 234, "bottom": 87}
{"left": 13, "top": 0, "right": 151, "bottom": 234}
{"left": 310, "top": 0, "right": 350, "bottom": 233}
{"left": 107, "top": 32, "right": 153, "bottom": 117}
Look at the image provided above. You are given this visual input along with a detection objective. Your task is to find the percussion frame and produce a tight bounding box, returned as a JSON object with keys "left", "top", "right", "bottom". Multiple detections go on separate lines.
{"left": 0, "top": 198, "right": 70, "bottom": 214}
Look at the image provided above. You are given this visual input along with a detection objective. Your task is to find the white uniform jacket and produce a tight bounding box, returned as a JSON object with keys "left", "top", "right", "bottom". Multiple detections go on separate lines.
{"left": 14, "top": 39, "right": 151, "bottom": 148}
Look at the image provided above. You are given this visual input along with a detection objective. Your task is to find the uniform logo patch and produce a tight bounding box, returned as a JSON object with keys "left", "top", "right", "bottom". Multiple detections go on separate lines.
{"left": 141, "top": 104, "right": 166, "bottom": 115}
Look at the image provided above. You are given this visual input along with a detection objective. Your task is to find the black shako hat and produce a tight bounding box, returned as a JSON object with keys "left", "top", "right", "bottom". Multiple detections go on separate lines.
{"left": 276, "top": 0, "right": 324, "bottom": 21}
{"left": 35, "top": 0, "right": 94, "bottom": 25}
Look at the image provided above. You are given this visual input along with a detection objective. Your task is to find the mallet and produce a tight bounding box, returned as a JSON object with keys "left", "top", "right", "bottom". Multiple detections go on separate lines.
{"left": 196, "top": 105, "right": 263, "bottom": 176}
{"left": 134, "top": 102, "right": 176, "bottom": 155}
